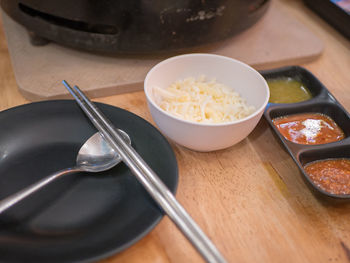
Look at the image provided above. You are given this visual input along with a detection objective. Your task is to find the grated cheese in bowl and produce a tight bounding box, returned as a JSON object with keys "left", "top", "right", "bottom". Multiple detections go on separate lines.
{"left": 152, "top": 76, "right": 255, "bottom": 124}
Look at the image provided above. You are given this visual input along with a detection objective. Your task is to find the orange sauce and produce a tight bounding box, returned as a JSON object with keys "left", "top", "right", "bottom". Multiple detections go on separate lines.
{"left": 305, "top": 159, "right": 350, "bottom": 195}
{"left": 273, "top": 113, "right": 344, "bottom": 145}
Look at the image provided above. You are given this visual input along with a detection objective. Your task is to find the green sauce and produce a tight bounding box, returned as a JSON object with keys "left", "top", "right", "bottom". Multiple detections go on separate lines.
{"left": 267, "top": 78, "right": 312, "bottom": 104}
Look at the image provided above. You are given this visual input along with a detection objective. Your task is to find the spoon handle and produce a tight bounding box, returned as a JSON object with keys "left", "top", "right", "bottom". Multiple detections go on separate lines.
{"left": 0, "top": 167, "right": 80, "bottom": 214}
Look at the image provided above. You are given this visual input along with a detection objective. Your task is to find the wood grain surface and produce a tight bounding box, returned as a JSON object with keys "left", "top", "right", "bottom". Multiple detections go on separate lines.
{"left": 1, "top": 0, "right": 350, "bottom": 262}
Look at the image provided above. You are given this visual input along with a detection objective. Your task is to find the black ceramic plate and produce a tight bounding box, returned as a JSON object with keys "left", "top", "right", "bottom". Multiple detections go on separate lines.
{"left": 0, "top": 100, "right": 178, "bottom": 262}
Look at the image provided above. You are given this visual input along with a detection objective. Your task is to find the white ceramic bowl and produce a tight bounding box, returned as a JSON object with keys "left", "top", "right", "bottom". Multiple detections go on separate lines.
{"left": 144, "top": 53, "right": 269, "bottom": 152}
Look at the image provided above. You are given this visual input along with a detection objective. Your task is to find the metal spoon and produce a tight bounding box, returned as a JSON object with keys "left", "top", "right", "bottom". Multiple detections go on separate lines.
{"left": 0, "top": 130, "right": 131, "bottom": 214}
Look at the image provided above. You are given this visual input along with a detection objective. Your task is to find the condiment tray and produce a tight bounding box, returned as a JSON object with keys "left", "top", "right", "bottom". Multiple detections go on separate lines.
{"left": 261, "top": 66, "right": 350, "bottom": 201}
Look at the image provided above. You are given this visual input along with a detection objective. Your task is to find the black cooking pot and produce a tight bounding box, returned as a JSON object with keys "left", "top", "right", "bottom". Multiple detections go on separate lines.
{"left": 0, "top": 0, "right": 270, "bottom": 53}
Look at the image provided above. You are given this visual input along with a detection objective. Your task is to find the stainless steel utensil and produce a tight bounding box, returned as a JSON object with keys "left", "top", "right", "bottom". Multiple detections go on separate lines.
{"left": 62, "top": 80, "right": 226, "bottom": 263}
{"left": 0, "top": 130, "right": 131, "bottom": 214}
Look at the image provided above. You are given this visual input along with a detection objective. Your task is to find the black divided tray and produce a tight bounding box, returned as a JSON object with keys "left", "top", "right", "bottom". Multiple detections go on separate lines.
{"left": 260, "top": 66, "right": 350, "bottom": 202}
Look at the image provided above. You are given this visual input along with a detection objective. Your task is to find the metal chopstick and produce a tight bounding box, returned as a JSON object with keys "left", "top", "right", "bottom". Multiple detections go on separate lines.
{"left": 62, "top": 80, "right": 226, "bottom": 263}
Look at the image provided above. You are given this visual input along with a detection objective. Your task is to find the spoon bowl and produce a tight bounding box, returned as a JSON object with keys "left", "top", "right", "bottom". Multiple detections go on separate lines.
{"left": 77, "top": 129, "right": 130, "bottom": 172}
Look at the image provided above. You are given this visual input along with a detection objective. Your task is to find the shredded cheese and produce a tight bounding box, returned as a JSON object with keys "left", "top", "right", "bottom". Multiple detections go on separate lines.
{"left": 152, "top": 76, "right": 255, "bottom": 124}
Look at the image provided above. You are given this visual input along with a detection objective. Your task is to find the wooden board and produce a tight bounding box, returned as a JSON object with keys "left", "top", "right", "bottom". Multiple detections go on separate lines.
{"left": 1, "top": 0, "right": 323, "bottom": 101}
{"left": 3, "top": 1, "right": 350, "bottom": 262}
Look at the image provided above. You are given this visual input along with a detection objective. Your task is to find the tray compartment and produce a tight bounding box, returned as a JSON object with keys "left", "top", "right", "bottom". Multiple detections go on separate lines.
{"left": 267, "top": 101, "right": 350, "bottom": 143}
{"left": 298, "top": 145, "right": 350, "bottom": 199}
{"left": 261, "top": 66, "right": 330, "bottom": 103}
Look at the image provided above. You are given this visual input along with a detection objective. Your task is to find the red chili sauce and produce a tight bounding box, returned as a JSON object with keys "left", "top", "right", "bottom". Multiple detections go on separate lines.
{"left": 273, "top": 113, "right": 344, "bottom": 145}
{"left": 305, "top": 159, "right": 350, "bottom": 195}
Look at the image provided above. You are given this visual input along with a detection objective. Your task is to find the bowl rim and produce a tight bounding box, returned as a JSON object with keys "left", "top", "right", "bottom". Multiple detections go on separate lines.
{"left": 144, "top": 53, "right": 270, "bottom": 127}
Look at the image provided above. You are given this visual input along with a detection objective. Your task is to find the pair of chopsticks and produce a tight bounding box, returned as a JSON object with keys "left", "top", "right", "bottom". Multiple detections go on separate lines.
{"left": 62, "top": 81, "right": 226, "bottom": 263}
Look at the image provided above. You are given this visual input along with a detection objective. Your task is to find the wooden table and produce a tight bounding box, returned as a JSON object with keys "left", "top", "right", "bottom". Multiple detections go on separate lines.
{"left": 1, "top": 0, "right": 350, "bottom": 262}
